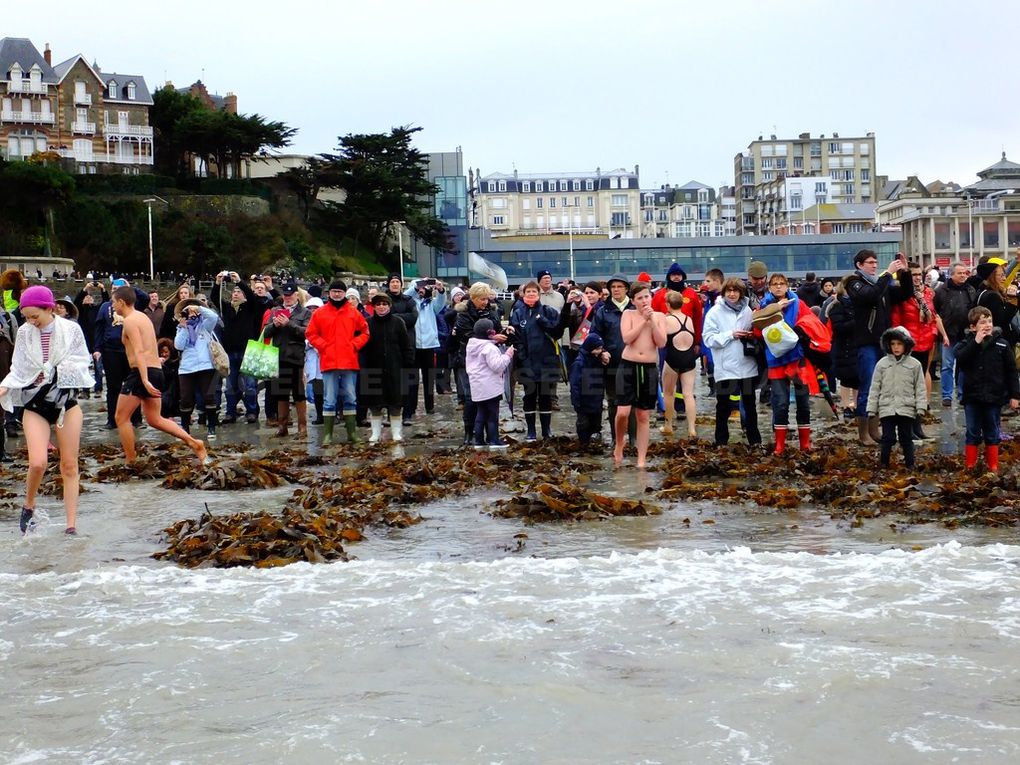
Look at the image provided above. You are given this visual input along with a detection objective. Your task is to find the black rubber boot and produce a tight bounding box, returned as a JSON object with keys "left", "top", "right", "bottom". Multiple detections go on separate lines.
{"left": 539, "top": 412, "right": 553, "bottom": 439}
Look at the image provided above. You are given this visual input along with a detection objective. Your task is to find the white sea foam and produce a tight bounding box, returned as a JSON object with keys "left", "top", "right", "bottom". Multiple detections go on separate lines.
{"left": 3, "top": 543, "right": 1020, "bottom": 763}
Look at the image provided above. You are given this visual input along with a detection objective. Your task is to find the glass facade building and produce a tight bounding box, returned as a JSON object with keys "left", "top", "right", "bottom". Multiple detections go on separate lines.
{"left": 461, "top": 231, "right": 902, "bottom": 283}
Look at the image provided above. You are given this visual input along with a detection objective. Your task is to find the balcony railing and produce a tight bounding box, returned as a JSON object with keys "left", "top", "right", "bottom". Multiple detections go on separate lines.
{"left": 103, "top": 123, "right": 154, "bottom": 137}
{"left": 1, "top": 110, "right": 55, "bottom": 124}
{"left": 74, "top": 92, "right": 93, "bottom": 105}
{"left": 56, "top": 148, "right": 154, "bottom": 165}
{"left": 72, "top": 121, "right": 96, "bottom": 134}
{"left": 7, "top": 80, "right": 49, "bottom": 94}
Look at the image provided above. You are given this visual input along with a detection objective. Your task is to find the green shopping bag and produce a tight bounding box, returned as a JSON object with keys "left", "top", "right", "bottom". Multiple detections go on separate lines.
{"left": 240, "top": 328, "right": 280, "bottom": 380}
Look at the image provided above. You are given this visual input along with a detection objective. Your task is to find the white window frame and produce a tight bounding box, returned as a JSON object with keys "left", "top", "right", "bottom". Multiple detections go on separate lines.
{"left": 127, "top": 82, "right": 136, "bottom": 100}
{"left": 491, "top": 215, "right": 505, "bottom": 225}
{"left": 498, "top": 180, "right": 506, "bottom": 192}
{"left": 585, "top": 179, "right": 594, "bottom": 191}
{"left": 522, "top": 181, "right": 531, "bottom": 192}
{"left": 534, "top": 182, "right": 543, "bottom": 193}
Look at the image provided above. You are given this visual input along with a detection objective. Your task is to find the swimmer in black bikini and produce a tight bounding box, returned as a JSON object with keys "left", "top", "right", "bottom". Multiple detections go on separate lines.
{"left": 661, "top": 290, "right": 699, "bottom": 438}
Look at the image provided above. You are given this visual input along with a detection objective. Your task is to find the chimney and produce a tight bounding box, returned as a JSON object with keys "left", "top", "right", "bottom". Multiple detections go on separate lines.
{"left": 224, "top": 92, "right": 238, "bottom": 114}
{"left": 799, "top": 132, "right": 810, "bottom": 139}
{"left": 44, "top": 43, "right": 51, "bottom": 65}
{"left": 634, "top": 164, "right": 639, "bottom": 178}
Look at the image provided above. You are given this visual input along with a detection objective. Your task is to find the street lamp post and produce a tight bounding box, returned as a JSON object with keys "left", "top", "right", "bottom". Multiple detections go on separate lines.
{"left": 395, "top": 220, "right": 407, "bottom": 284}
{"left": 143, "top": 196, "right": 169, "bottom": 282}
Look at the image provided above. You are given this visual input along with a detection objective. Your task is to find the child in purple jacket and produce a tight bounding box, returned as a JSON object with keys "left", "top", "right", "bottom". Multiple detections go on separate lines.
{"left": 465, "top": 318, "right": 516, "bottom": 449}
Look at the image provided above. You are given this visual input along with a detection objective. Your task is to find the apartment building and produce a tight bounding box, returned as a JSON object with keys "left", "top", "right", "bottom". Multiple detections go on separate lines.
{"left": 471, "top": 166, "right": 641, "bottom": 239}
{"left": 717, "top": 186, "right": 737, "bottom": 236}
{"left": 755, "top": 176, "right": 834, "bottom": 235}
{"left": 640, "top": 181, "right": 725, "bottom": 238}
{"left": 773, "top": 202, "right": 876, "bottom": 235}
{"left": 733, "top": 132, "right": 877, "bottom": 235}
{"left": 1, "top": 38, "right": 153, "bottom": 172}
{"left": 876, "top": 153, "right": 1020, "bottom": 269}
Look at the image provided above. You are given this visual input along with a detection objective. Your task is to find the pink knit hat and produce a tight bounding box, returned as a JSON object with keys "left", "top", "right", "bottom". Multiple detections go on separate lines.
{"left": 19, "top": 285, "right": 56, "bottom": 310}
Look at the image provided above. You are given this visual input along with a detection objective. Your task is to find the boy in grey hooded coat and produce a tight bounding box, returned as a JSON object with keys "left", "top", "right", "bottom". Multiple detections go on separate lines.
{"left": 866, "top": 326, "right": 927, "bottom": 468}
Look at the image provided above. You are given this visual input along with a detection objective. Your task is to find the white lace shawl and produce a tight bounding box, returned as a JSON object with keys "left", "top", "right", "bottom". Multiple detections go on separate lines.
{"left": 0, "top": 317, "right": 95, "bottom": 412}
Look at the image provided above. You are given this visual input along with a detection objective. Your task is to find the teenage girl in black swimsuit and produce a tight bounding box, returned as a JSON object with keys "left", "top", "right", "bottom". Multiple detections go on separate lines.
{"left": 661, "top": 290, "right": 699, "bottom": 438}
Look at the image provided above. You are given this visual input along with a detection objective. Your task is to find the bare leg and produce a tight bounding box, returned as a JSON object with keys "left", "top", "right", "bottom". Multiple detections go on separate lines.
{"left": 22, "top": 410, "right": 50, "bottom": 514}
{"left": 635, "top": 409, "right": 651, "bottom": 468}
{"left": 681, "top": 369, "right": 698, "bottom": 438}
{"left": 140, "top": 397, "right": 208, "bottom": 465}
{"left": 614, "top": 404, "right": 632, "bottom": 464}
{"left": 661, "top": 364, "right": 677, "bottom": 435}
{"left": 115, "top": 393, "right": 142, "bottom": 462}
{"left": 55, "top": 405, "right": 83, "bottom": 531}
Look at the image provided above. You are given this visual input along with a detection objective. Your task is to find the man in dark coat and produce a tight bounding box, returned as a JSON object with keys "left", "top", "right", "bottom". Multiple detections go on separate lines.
{"left": 845, "top": 249, "right": 909, "bottom": 443}
{"left": 385, "top": 274, "right": 418, "bottom": 335}
{"left": 262, "top": 282, "right": 312, "bottom": 436}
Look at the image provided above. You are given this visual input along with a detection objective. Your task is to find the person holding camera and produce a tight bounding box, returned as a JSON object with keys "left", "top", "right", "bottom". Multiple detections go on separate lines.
{"left": 402, "top": 277, "right": 447, "bottom": 423}
{"left": 173, "top": 299, "right": 222, "bottom": 440}
{"left": 210, "top": 270, "right": 270, "bottom": 425}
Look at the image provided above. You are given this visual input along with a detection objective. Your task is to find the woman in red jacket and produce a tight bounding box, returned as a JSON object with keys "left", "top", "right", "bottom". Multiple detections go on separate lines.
{"left": 891, "top": 261, "right": 939, "bottom": 438}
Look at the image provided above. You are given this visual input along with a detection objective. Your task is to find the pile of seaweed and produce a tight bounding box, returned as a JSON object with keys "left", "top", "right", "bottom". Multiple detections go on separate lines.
{"left": 155, "top": 445, "right": 597, "bottom": 568}
{"left": 656, "top": 435, "right": 1020, "bottom": 528}
{"left": 491, "top": 481, "right": 658, "bottom": 522}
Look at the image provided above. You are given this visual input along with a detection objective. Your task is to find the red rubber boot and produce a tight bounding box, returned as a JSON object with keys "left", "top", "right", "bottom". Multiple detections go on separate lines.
{"left": 773, "top": 426, "right": 788, "bottom": 455}
{"left": 985, "top": 445, "right": 1000, "bottom": 472}
{"left": 964, "top": 444, "right": 979, "bottom": 469}
{"left": 798, "top": 426, "right": 811, "bottom": 452}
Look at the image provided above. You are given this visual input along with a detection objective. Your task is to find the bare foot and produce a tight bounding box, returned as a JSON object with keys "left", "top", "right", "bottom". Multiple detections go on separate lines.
{"left": 192, "top": 440, "right": 209, "bottom": 466}
{"left": 636, "top": 461, "right": 647, "bottom": 469}
{"left": 613, "top": 448, "right": 624, "bottom": 465}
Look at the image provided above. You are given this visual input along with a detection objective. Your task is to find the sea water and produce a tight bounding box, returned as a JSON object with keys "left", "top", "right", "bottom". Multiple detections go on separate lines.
{"left": 4, "top": 515, "right": 1020, "bottom": 765}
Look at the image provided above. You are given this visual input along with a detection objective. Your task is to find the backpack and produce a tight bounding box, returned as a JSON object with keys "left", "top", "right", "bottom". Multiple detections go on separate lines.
{"left": 794, "top": 308, "right": 833, "bottom": 370}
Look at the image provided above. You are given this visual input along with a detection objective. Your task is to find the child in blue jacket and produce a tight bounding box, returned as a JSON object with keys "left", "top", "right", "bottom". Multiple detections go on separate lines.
{"left": 570, "top": 332, "right": 609, "bottom": 444}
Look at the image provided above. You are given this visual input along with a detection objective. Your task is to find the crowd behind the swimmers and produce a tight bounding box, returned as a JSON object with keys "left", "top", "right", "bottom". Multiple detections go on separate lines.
{"left": 4, "top": 251, "right": 1020, "bottom": 533}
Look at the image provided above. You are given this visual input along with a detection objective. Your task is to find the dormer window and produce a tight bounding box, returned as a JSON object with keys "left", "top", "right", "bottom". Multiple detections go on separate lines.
{"left": 126, "top": 82, "right": 136, "bottom": 100}
{"left": 108, "top": 80, "right": 117, "bottom": 98}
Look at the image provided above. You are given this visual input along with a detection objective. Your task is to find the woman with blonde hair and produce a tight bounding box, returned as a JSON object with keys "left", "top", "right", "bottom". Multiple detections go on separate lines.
{"left": 159, "top": 283, "right": 194, "bottom": 340}
{"left": 451, "top": 282, "right": 506, "bottom": 445}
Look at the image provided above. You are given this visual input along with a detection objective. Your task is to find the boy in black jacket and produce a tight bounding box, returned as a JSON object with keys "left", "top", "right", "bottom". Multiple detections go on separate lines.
{"left": 570, "top": 332, "right": 609, "bottom": 444}
{"left": 954, "top": 306, "right": 1020, "bottom": 471}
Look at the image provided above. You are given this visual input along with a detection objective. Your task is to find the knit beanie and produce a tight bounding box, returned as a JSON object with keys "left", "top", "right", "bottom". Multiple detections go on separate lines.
{"left": 473, "top": 318, "right": 494, "bottom": 338}
{"left": 19, "top": 285, "right": 56, "bottom": 310}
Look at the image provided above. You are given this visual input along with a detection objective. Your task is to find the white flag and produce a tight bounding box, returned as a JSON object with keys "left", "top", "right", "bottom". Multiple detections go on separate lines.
{"left": 467, "top": 252, "right": 509, "bottom": 291}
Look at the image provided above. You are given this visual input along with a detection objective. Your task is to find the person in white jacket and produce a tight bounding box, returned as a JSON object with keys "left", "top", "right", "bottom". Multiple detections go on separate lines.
{"left": 702, "top": 278, "right": 762, "bottom": 447}
{"left": 0, "top": 286, "right": 94, "bottom": 535}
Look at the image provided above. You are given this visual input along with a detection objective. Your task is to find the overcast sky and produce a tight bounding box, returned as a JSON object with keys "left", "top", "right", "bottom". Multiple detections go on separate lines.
{"left": 20, "top": 0, "right": 1020, "bottom": 189}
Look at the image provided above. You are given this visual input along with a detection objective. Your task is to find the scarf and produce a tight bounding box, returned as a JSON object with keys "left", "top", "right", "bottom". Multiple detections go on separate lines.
{"left": 612, "top": 297, "right": 630, "bottom": 311}
{"left": 667, "top": 279, "right": 686, "bottom": 292}
{"left": 185, "top": 314, "right": 201, "bottom": 347}
{"left": 855, "top": 268, "right": 879, "bottom": 285}
{"left": 915, "top": 288, "right": 933, "bottom": 323}
{"left": 723, "top": 296, "right": 745, "bottom": 312}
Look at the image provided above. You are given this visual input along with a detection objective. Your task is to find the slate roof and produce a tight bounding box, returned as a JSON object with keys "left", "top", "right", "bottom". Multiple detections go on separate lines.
{"left": 100, "top": 71, "right": 153, "bottom": 105}
{"left": 52, "top": 54, "right": 104, "bottom": 83}
{"left": 802, "top": 203, "right": 877, "bottom": 221}
{"left": 977, "top": 152, "right": 1020, "bottom": 179}
{"left": 0, "top": 37, "right": 58, "bottom": 82}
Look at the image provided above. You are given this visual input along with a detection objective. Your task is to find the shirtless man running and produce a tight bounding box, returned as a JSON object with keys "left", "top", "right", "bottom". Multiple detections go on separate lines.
{"left": 111, "top": 286, "right": 208, "bottom": 465}
{"left": 614, "top": 282, "right": 667, "bottom": 468}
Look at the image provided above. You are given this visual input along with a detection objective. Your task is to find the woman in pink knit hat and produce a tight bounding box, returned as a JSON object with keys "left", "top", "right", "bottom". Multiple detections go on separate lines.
{"left": 0, "top": 285, "right": 94, "bottom": 536}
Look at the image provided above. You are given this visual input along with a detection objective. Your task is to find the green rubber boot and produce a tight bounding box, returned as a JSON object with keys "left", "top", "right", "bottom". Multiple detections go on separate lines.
{"left": 321, "top": 415, "right": 335, "bottom": 446}
{"left": 344, "top": 414, "right": 361, "bottom": 444}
